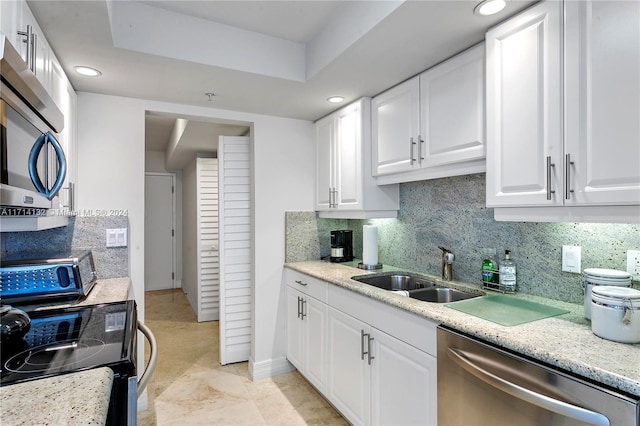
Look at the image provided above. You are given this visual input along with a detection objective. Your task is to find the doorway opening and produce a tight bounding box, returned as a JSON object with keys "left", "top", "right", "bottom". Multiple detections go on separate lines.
{"left": 143, "top": 110, "right": 251, "bottom": 367}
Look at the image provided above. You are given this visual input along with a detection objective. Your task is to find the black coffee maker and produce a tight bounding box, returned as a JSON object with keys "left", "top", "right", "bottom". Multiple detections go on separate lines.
{"left": 330, "top": 230, "right": 354, "bottom": 263}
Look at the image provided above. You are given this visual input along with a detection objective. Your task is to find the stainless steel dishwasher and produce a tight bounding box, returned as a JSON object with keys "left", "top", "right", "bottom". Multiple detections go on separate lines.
{"left": 437, "top": 327, "right": 639, "bottom": 426}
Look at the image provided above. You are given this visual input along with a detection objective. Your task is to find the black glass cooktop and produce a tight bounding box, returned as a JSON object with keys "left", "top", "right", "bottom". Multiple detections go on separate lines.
{"left": 1, "top": 300, "right": 137, "bottom": 385}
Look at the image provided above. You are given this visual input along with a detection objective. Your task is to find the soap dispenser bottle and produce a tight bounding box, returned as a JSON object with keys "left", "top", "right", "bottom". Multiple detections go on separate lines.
{"left": 481, "top": 248, "right": 499, "bottom": 285}
{"left": 499, "top": 250, "right": 516, "bottom": 292}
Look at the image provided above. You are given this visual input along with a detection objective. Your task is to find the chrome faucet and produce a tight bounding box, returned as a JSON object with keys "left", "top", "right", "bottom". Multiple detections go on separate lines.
{"left": 438, "top": 246, "right": 454, "bottom": 281}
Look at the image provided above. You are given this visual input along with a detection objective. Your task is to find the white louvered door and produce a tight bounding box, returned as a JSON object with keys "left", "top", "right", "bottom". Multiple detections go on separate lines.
{"left": 218, "top": 136, "right": 252, "bottom": 365}
{"left": 197, "top": 158, "right": 219, "bottom": 322}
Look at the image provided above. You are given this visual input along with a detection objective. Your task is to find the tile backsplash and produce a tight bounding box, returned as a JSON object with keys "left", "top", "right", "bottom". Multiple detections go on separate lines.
{"left": 1, "top": 216, "right": 129, "bottom": 279}
{"left": 286, "top": 173, "right": 640, "bottom": 304}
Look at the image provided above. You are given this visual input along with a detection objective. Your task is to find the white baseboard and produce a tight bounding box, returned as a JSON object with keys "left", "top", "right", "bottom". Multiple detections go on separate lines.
{"left": 249, "top": 356, "right": 295, "bottom": 381}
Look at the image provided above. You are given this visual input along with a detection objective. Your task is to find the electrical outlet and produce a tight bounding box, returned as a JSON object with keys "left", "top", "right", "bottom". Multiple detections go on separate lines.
{"left": 106, "top": 228, "right": 127, "bottom": 247}
{"left": 627, "top": 250, "right": 640, "bottom": 280}
{"left": 562, "top": 245, "right": 581, "bottom": 273}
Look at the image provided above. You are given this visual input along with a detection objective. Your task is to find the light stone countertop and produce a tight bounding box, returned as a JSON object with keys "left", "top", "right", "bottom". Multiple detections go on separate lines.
{"left": 0, "top": 367, "right": 114, "bottom": 426}
{"left": 16, "top": 277, "right": 132, "bottom": 312}
{"left": 285, "top": 260, "right": 640, "bottom": 398}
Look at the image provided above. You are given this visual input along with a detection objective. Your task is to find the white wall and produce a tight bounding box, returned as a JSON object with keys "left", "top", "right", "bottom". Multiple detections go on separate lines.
{"left": 77, "top": 92, "right": 315, "bottom": 377}
{"left": 181, "top": 157, "right": 198, "bottom": 312}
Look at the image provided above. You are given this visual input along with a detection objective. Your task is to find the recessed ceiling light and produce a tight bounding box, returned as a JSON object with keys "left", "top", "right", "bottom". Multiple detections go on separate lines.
{"left": 474, "top": 0, "right": 506, "bottom": 16}
{"left": 74, "top": 66, "right": 102, "bottom": 77}
{"left": 327, "top": 96, "right": 345, "bottom": 103}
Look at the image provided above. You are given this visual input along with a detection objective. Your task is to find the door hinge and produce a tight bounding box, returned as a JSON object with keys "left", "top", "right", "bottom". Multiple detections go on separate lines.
{"left": 172, "top": 272, "right": 175, "bottom": 280}
{"left": 172, "top": 186, "right": 175, "bottom": 194}
{"left": 172, "top": 229, "right": 175, "bottom": 237}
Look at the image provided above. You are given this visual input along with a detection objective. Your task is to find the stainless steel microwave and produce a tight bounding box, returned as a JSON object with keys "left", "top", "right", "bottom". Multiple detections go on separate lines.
{"left": 1, "top": 34, "right": 65, "bottom": 212}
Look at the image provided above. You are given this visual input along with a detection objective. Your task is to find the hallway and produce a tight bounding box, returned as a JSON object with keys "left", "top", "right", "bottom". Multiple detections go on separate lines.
{"left": 137, "top": 289, "right": 346, "bottom": 425}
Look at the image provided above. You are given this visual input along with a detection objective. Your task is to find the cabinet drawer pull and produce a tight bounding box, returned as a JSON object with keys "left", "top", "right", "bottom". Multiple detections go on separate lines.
{"left": 546, "top": 156, "right": 556, "bottom": 200}
{"left": 294, "top": 280, "right": 308, "bottom": 286}
{"left": 419, "top": 135, "right": 425, "bottom": 162}
{"left": 565, "top": 154, "right": 574, "bottom": 200}
{"left": 297, "top": 296, "right": 302, "bottom": 319}
{"left": 367, "top": 335, "right": 375, "bottom": 365}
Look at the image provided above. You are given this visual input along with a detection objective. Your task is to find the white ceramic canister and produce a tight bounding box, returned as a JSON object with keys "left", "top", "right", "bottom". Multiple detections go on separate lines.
{"left": 582, "top": 268, "right": 631, "bottom": 319}
{"left": 591, "top": 286, "right": 640, "bottom": 344}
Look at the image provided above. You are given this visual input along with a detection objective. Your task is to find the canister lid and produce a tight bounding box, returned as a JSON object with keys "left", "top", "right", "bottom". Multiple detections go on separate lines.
{"left": 592, "top": 286, "right": 640, "bottom": 301}
{"left": 583, "top": 268, "right": 631, "bottom": 280}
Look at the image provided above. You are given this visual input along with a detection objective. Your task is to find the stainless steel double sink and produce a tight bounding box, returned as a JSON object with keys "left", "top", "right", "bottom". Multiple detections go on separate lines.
{"left": 351, "top": 272, "right": 481, "bottom": 303}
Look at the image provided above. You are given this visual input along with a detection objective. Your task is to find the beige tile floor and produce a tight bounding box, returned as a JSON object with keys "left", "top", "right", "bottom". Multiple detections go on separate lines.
{"left": 137, "top": 289, "right": 347, "bottom": 426}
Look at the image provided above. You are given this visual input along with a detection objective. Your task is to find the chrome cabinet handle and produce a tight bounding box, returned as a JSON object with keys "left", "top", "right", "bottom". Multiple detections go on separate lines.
{"left": 294, "top": 280, "right": 308, "bottom": 287}
{"left": 31, "top": 32, "right": 37, "bottom": 75}
{"left": 333, "top": 188, "right": 338, "bottom": 207}
{"left": 410, "top": 137, "right": 417, "bottom": 165}
{"left": 419, "top": 135, "right": 425, "bottom": 162}
{"left": 448, "top": 348, "right": 610, "bottom": 426}
{"left": 300, "top": 299, "right": 307, "bottom": 320}
{"left": 367, "top": 335, "right": 375, "bottom": 365}
{"left": 18, "top": 25, "right": 32, "bottom": 71}
{"left": 565, "top": 154, "right": 574, "bottom": 200}
{"left": 546, "top": 156, "right": 556, "bottom": 201}
{"left": 361, "top": 330, "right": 367, "bottom": 360}
{"left": 62, "top": 182, "right": 74, "bottom": 211}
{"left": 297, "top": 296, "right": 301, "bottom": 319}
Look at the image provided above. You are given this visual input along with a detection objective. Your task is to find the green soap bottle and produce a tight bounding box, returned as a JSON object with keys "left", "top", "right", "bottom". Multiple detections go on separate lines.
{"left": 481, "top": 249, "right": 498, "bottom": 284}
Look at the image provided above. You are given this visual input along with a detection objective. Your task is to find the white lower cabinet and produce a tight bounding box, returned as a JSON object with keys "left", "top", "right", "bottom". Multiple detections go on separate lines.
{"left": 327, "top": 307, "right": 437, "bottom": 426}
{"left": 327, "top": 308, "right": 371, "bottom": 424}
{"left": 285, "top": 270, "right": 329, "bottom": 394}
{"left": 286, "top": 269, "right": 437, "bottom": 426}
{"left": 370, "top": 328, "right": 436, "bottom": 425}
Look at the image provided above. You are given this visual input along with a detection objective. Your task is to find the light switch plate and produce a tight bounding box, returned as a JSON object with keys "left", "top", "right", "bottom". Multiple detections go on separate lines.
{"left": 106, "top": 228, "right": 127, "bottom": 247}
{"left": 562, "top": 245, "right": 581, "bottom": 273}
{"left": 627, "top": 250, "right": 640, "bottom": 280}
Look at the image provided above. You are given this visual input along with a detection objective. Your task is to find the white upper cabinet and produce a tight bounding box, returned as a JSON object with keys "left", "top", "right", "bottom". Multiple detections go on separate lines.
{"left": 420, "top": 43, "right": 485, "bottom": 169}
{"left": 315, "top": 98, "right": 399, "bottom": 219}
{"left": 564, "top": 0, "right": 640, "bottom": 206}
{"left": 372, "top": 77, "right": 421, "bottom": 176}
{"left": 486, "top": 1, "right": 563, "bottom": 208}
{"left": 487, "top": 0, "right": 640, "bottom": 222}
{"left": 373, "top": 44, "right": 486, "bottom": 185}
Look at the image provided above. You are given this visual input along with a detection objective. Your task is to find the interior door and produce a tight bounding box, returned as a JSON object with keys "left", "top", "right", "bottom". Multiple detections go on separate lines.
{"left": 218, "top": 136, "right": 252, "bottom": 365}
{"left": 144, "top": 173, "right": 175, "bottom": 291}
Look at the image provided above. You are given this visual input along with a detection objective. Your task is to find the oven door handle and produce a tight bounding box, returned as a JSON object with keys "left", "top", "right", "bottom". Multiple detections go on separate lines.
{"left": 136, "top": 320, "right": 158, "bottom": 395}
{"left": 448, "top": 348, "right": 610, "bottom": 426}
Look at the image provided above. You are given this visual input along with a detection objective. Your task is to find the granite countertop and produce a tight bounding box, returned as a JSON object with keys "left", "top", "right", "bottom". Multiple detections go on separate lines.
{"left": 16, "top": 277, "right": 132, "bottom": 312}
{"left": 285, "top": 260, "right": 640, "bottom": 398}
{"left": 0, "top": 367, "right": 114, "bottom": 426}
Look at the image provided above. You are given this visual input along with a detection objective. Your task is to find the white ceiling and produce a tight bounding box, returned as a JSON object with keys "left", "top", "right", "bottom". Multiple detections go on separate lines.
{"left": 26, "top": 0, "right": 535, "bottom": 166}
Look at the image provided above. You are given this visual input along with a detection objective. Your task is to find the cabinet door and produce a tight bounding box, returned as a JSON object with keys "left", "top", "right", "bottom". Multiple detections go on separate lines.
{"left": 372, "top": 77, "right": 420, "bottom": 176}
{"left": 334, "top": 101, "right": 362, "bottom": 209}
{"left": 420, "top": 43, "right": 485, "bottom": 168}
{"left": 19, "top": 1, "right": 51, "bottom": 91}
{"left": 371, "top": 329, "right": 437, "bottom": 426}
{"left": 564, "top": 0, "right": 640, "bottom": 206}
{"left": 286, "top": 287, "right": 304, "bottom": 371}
{"left": 486, "top": 1, "right": 563, "bottom": 208}
{"left": 315, "top": 114, "right": 334, "bottom": 210}
{"left": 303, "top": 295, "right": 328, "bottom": 393}
{"left": 1, "top": 1, "right": 22, "bottom": 50}
{"left": 327, "top": 307, "right": 370, "bottom": 425}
